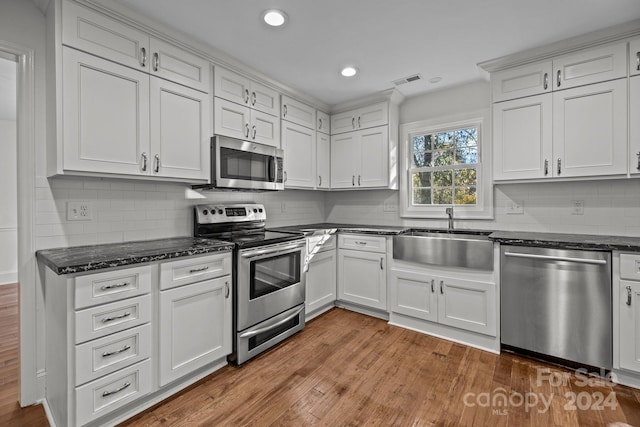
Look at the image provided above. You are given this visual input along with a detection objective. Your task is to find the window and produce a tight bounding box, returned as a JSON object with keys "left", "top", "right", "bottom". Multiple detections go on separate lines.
{"left": 411, "top": 126, "right": 479, "bottom": 206}
{"left": 399, "top": 112, "right": 493, "bottom": 219}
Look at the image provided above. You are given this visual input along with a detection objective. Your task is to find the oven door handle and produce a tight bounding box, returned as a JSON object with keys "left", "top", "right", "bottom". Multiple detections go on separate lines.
{"left": 238, "top": 306, "right": 304, "bottom": 338}
{"left": 240, "top": 241, "right": 305, "bottom": 259}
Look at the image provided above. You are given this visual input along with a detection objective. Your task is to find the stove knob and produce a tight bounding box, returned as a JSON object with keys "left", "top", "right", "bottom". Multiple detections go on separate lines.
{"left": 210, "top": 209, "right": 215, "bottom": 215}
{"left": 203, "top": 209, "right": 208, "bottom": 215}
{"left": 258, "top": 208, "right": 263, "bottom": 213}
{"left": 253, "top": 208, "right": 258, "bottom": 213}
{"left": 218, "top": 209, "right": 223, "bottom": 215}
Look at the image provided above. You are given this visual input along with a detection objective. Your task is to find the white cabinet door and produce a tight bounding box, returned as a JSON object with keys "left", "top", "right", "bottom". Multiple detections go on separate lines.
{"left": 553, "top": 79, "right": 627, "bottom": 177}
{"left": 317, "top": 111, "right": 330, "bottom": 134}
{"left": 331, "top": 110, "right": 356, "bottom": 134}
{"left": 620, "top": 281, "right": 640, "bottom": 373}
{"left": 150, "top": 78, "right": 209, "bottom": 181}
{"left": 330, "top": 133, "right": 359, "bottom": 188}
{"left": 282, "top": 96, "right": 316, "bottom": 129}
{"left": 553, "top": 42, "right": 627, "bottom": 90}
{"left": 338, "top": 249, "right": 386, "bottom": 310}
{"left": 149, "top": 38, "right": 210, "bottom": 93}
{"left": 631, "top": 38, "right": 640, "bottom": 77}
{"left": 159, "top": 276, "right": 231, "bottom": 386}
{"left": 491, "top": 61, "right": 553, "bottom": 102}
{"left": 281, "top": 121, "right": 316, "bottom": 188}
{"left": 359, "top": 126, "right": 388, "bottom": 188}
{"left": 214, "top": 66, "right": 251, "bottom": 106}
{"left": 630, "top": 76, "right": 640, "bottom": 176}
{"left": 62, "top": 0, "right": 149, "bottom": 71}
{"left": 492, "top": 94, "right": 552, "bottom": 180}
{"left": 251, "top": 110, "right": 280, "bottom": 147}
{"left": 214, "top": 97, "right": 251, "bottom": 140}
{"left": 250, "top": 81, "right": 280, "bottom": 117}
{"left": 389, "top": 269, "right": 438, "bottom": 323}
{"left": 316, "top": 132, "right": 331, "bottom": 189}
{"left": 63, "top": 48, "right": 150, "bottom": 176}
{"left": 357, "top": 102, "right": 389, "bottom": 130}
{"left": 437, "top": 277, "right": 496, "bottom": 336}
{"left": 306, "top": 250, "right": 337, "bottom": 315}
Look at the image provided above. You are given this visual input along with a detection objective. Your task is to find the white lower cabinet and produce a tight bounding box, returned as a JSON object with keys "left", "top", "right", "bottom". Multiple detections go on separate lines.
{"left": 337, "top": 235, "right": 387, "bottom": 311}
{"left": 306, "top": 236, "right": 337, "bottom": 317}
{"left": 616, "top": 253, "right": 640, "bottom": 380}
{"left": 159, "top": 276, "right": 232, "bottom": 386}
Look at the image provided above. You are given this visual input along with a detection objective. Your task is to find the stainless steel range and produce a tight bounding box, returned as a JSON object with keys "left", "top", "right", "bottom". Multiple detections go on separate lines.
{"left": 193, "top": 204, "right": 306, "bottom": 364}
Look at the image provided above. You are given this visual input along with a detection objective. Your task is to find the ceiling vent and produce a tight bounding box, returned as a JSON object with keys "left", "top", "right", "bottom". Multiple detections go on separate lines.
{"left": 393, "top": 74, "right": 422, "bottom": 86}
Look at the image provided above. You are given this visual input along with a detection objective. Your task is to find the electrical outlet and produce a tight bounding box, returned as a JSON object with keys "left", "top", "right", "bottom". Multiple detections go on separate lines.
{"left": 506, "top": 200, "right": 524, "bottom": 215}
{"left": 67, "top": 201, "right": 93, "bottom": 221}
{"left": 383, "top": 202, "right": 397, "bottom": 212}
{"left": 571, "top": 200, "right": 584, "bottom": 215}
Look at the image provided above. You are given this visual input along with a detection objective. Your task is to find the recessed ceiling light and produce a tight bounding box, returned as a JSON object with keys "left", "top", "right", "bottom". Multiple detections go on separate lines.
{"left": 341, "top": 66, "right": 358, "bottom": 77}
{"left": 262, "top": 10, "right": 288, "bottom": 27}
{"left": 429, "top": 76, "right": 442, "bottom": 84}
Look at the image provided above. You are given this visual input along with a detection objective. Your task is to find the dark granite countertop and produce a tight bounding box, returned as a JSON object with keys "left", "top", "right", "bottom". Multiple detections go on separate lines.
{"left": 489, "top": 231, "right": 640, "bottom": 252}
{"left": 37, "top": 237, "right": 235, "bottom": 275}
{"left": 269, "top": 223, "right": 406, "bottom": 236}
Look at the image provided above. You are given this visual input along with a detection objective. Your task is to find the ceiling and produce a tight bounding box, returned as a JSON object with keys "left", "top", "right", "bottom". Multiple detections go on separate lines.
{"left": 112, "top": 0, "right": 640, "bottom": 106}
{"left": 0, "top": 57, "right": 16, "bottom": 121}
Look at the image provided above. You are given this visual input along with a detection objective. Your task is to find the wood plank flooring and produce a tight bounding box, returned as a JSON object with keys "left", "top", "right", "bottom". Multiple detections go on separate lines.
{"left": 2, "top": 281, "right": 640, "bottom": 426}
{"left": 0, "top": 283, "right": 48, "bottom": 426}
{"left": 121, "top": 308, "right": 640, "bottom": 427}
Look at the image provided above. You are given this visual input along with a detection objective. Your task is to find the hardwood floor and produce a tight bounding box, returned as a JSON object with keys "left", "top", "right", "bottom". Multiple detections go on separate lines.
{"left": 0, "top": 284, "right": 48, "bottom": 426}
{"left": 2, "top": 282, "right": 640, "bottom": 426}
{"left": 122, "top": 308, "right": 640, "bottom": 427}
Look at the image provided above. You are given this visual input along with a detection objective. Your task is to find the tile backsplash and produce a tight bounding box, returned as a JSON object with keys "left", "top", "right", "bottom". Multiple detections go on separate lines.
{"left": 35, "top": 177, "right": 325, "bottom": 250}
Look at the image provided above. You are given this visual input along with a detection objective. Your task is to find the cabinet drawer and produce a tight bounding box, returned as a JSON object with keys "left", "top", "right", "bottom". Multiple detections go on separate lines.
{"left": 75, "top": 295, "right": 151, "bottom": 344}
{"left": 160, "top": 252, "right": 231, "bottom": 290}
{"left": 75, "top": 359, "right": 152, "bottom": 426}
{"left": 75, "top": 265, "right": 152, "bottom": 309}
{"left": 339, "top": 234, "right": 386, "bottom": 253}
{"left": 621, "top": 254, "right": 640, "bottom": 281}
{"left": 75, "top": 324, "right": 151, "bottom": 386}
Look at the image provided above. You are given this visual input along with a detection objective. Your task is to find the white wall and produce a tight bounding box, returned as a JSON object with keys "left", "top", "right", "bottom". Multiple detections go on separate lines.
{"left": 0, "top": 119, "right": 17, "bottom": 284}
{"left": 325, "top": 79, "right": 640, "bottom": 237}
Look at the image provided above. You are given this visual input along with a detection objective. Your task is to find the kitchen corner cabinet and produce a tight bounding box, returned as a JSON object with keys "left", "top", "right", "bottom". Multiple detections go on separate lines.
{"left": 331, "top": 102, "right": 389, "bottom": 134}
{"left": 282, "top": 96, "right": 316, "bottom": 129}
{"left": 331, "top": 126, "right": 389, "bottom": 188}
{"left": 316, "top": 132, "right": 331, "bottom": 189}
{"left": 317, "top": 111, "right": 331, "bottom": 134}
{"left": 306, "top": 234, "right": 337, "bottom": 318}
{"left": 630, "top": 76, "right": 640, "bottom": 176}
{"left": 337, "top": 234, "right": 387, "bottom": 310}
{"left": 281, "top": 121, "right": 316, "bottom": 188}
{"left": 214, "top": 97, "right": 280, "bottom": 147}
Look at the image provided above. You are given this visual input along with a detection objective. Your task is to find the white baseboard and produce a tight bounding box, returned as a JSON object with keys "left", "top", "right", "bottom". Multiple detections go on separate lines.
{"left": 0, "top": 271, "right": 17, "bottom": 285}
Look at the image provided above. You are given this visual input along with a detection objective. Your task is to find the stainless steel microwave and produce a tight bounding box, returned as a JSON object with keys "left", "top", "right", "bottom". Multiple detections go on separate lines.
{"left": 195, "top": 136, "right": 284, "bottom": 191}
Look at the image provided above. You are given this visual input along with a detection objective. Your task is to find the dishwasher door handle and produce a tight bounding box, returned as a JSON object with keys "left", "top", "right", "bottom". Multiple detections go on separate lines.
{"left": 503, "top": 251, "right": 607, "bottom": 265}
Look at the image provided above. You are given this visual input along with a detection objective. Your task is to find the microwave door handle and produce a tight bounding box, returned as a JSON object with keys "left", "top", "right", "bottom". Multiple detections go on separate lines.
{"left": 269, "top": 155, "right": 276, "bottom": 183}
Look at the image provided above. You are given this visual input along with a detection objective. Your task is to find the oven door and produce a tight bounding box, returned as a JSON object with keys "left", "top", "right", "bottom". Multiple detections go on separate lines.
{"left": 235, "top": 303, "right": 305, "bottom": 365}
{"left": 237, "top": 239, "right": 306, "bottom": 331}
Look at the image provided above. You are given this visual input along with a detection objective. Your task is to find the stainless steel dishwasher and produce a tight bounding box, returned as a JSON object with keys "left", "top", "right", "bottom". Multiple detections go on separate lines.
{"left": 501, "top": 245, "right": 612, "bottom": 369}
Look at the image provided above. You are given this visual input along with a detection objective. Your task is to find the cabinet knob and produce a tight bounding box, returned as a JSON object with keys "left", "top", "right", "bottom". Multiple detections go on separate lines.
{"left": 556, "top": 69, "right": 561, "bottom": 87}
{"left": 627, "top": 285, "right": 633, "bottom": 306}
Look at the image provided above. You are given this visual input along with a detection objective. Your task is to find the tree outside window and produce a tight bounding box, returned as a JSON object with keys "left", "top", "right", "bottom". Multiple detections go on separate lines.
{"left": 410, "top": 126, "right": 479, "bottom": 206}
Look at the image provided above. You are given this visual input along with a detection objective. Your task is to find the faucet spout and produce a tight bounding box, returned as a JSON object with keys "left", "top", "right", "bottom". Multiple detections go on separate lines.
{"left": 446, "top": 207, "right": 454, "bottom": 232}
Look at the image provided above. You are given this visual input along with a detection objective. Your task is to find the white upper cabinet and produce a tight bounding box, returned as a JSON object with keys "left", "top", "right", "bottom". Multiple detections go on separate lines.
{"left": 330, "top": 132, "right": 360, "bottom": 188}
{"left": 631, "top": 76, "right": 640, "bottom": 175}
{"left": 552, "top": 42, "right": 627, "bottom": 90}
{"left": 150, "top": 78, "right": 209, "bottom": 180}
{"left": 281, "top": 96, "right": 316, "bottom": 129}
{"left": 493, "top": 93, "right": 553, "bottom": 180}
{"left": 491, "top": 61, "right": 552, "bottom": 102}
{"left": 316, "top": 132, "right": 331, "bottom": 189}
{"left": 331, "top": 102, "right": 388, "bottom": 134}
{"left": 213, "top": 98, "right": 280, "bottom": 147}
{"left": 62, "top": 48, "right": 150, "bottom": 176}
{"left": 330, "top": 126, "right": 389, "bottom": 189}
{"left": 317, "top": 111, "right": 330, "bottom": 134}
{"left": 214, "top": 67, "right": 280, "bottom": 116}
{"left": 62, "top": 0, "right": 209, "bottom": 92}
{"left": 631, "top": 38, "right": 640, "bottom": 77}
{"left": 281, "top": 121, "right": 316, "bottom": 188}
{"left": 552, "top": 79, "right": 627, "bottom": 178}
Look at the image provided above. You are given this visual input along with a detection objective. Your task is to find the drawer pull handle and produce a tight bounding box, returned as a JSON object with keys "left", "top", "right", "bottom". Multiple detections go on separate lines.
{"left": 102, "top": 345, "right": 131, "bottom": 358}
{"left": 627, "top": 286, "right": 633, "bottom": 306}
{"left": 355, "top": 241, "right": 367, "bottom": 245}
{"left": 251, "top": 91, "right": 256, "bottom": 106}
{"left": 102, "top": 381, "right": 131, "bottom": 397}
{"left": 557, "top": 158, "right": 562, "bottom": 175}
{"left": 189, "top": 266, "right": 209, "bottom": 274}
{"left": 352, "top": 175, "right": 355, "bottom": 186}
{"left": 430, "top": 279, "right": 434, "bottom": 293}
{"left": 283, "top": 105, "right": 287, "bottom": 117}
{"left": 102, "top": 312, "right": 131, "bottom": 323}
{"left": 245, "top": 89, "right": 250, "bottom": 104}
{"left": 101, "top": 282, "right": 130, "bottom": 291}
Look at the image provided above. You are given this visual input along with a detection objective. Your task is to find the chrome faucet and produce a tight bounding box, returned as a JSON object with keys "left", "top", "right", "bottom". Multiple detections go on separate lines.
{"left": 446, "top": 207, "right": 454, "bottom": 232}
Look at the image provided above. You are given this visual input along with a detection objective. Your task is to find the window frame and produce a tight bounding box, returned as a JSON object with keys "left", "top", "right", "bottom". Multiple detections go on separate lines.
{"left": 399, "top": 110, "right": 493, "bottom": 219}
